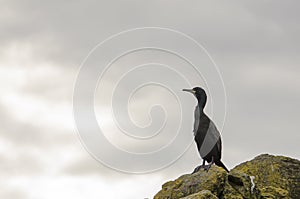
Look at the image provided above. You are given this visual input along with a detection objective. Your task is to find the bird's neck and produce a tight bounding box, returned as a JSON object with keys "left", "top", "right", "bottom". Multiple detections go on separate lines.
{"left": 197, "top": 98, "right": 206, "bottom": 111}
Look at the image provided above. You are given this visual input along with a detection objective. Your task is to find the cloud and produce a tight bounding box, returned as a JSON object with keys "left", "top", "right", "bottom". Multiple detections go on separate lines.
{"left": 2, "top": 0, "right": 299, "bottom": 65}
{"left": 0, "top": 187, "right": 28, "bottom": 199}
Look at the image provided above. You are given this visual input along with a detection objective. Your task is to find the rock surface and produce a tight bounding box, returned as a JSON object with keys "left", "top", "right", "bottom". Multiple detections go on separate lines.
{"left": 154, "top": 154, "right": 300, "bottom": 199}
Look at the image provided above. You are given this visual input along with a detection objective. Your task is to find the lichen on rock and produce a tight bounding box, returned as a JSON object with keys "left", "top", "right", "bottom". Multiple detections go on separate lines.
{"left": 154, "top": 154, "right": 300, "bottom": 199}
{"left": 154, "top": 166, "right": 227, "bottom": 199}
{"left": 180, "top": 190, "right": 218, "bottom": 199}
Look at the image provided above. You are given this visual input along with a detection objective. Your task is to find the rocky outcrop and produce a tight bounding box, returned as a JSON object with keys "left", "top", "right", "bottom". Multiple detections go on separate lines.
{"left": 154, "top": 154, "right": 300, "bottom": 199}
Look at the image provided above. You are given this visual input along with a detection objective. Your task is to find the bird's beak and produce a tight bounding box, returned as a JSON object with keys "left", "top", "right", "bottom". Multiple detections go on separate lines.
{"left": 182, "top": 89, "right": 195, "bottom": 94}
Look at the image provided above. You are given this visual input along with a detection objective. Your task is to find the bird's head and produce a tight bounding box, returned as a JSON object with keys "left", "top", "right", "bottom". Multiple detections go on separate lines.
{"left": 182, "top": 87, "right": 207, "bottom": 107}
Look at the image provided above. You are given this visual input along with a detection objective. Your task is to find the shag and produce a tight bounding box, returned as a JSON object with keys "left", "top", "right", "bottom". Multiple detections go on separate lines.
{"left": 183, "top": 87, "right": 229, "bottom": 173}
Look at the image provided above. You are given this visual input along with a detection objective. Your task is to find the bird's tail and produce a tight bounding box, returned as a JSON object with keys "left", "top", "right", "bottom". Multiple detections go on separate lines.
{"left": 215, "top": 160, "right": 229, "bottom": 172}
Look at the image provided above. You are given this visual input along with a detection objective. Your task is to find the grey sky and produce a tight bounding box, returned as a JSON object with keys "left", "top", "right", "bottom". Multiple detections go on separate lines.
{"left": 1, "top": 0, "right": 300, "bottom": 198}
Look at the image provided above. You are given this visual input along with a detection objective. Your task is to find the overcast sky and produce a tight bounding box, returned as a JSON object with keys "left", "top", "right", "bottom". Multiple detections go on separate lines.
{"left": 1, "top": 1, "right": 300, "bottom": 199}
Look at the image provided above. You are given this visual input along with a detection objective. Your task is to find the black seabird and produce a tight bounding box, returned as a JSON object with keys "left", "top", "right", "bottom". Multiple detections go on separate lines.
{"left": 183, "top": 87, "right": 229, "bottom": 173}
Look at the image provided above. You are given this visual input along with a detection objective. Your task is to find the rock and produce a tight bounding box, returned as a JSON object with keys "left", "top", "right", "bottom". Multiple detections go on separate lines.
{"left": 154, "top": 154, "right": 300, "bottom": 199}
{"left": 231, "top": 154, "right": 300, "bottom": 199}
{"left": 223, "top": 171, "right": 260, "bottom": 199}
{"left": 180, "top": 190, "right": 218, "bottom": 199}
{"left": 260, "top": 186, "right": 288, "bottom": 198}
{"left": 154, "top": 166, "right": 227, "bottom": 199}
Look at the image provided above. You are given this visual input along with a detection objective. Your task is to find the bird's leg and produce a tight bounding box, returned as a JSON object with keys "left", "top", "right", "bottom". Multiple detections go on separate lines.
{"left": 203, "top": 156, "right": 214, "bottom": 172}
{"left": 192, "top": 159, "right": 206, "bottom": 174}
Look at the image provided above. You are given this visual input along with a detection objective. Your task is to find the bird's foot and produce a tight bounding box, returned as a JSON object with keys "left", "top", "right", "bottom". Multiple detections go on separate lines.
{"left": 192, "top": 165, "right": 204, "bottom": 174}
{"left": 203, "top": 164, "right": 212, "bottom": 172}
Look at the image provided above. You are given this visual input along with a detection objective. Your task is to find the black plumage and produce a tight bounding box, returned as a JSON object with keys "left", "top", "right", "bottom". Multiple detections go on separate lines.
{"left": 183, "top": 87, "right": 229, "bottom": 173}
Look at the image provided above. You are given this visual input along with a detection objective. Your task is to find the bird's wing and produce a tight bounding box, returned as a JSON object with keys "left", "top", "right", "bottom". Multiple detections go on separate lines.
{"left": 193, "top": 105, "right": 200, "bottom": 135}
{"left": 199, "top": 121, "right": 221, "bottom": 157}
